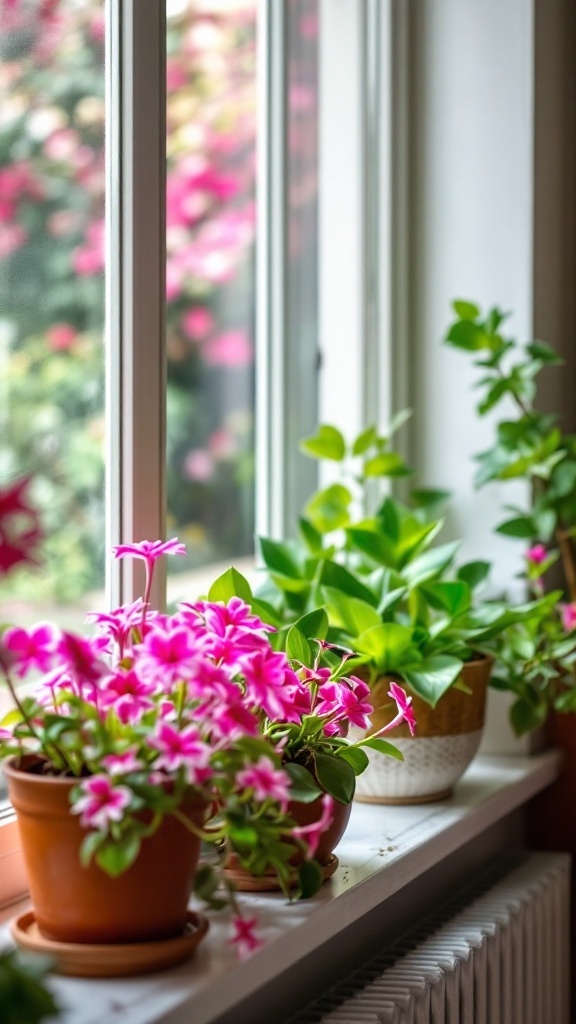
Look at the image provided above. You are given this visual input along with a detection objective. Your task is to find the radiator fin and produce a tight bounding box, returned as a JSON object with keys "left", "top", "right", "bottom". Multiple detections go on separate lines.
{"left": 288, "top": 852, "right": 570, "bottom": 1024}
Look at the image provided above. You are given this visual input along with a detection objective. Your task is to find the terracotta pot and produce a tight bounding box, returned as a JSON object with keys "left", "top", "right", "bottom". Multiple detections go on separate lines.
{"left": 352, "top": 655, "right": 493, "bottom": 804}
{"left": 4, "top": 757, "right": 206, "bottom": 944}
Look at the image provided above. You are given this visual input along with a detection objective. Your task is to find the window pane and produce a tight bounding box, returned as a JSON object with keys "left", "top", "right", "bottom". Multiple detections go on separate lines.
{"left": 166, "top": 1, "right": 257, "bottom": 588}
{"left": 0, "top": 0, "right": 106, "bottom": 631}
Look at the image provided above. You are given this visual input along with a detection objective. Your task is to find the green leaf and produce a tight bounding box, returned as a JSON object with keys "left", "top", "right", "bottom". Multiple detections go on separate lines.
{"left": 445, "top": 320, "right": 490, "bottom": 351}
{"left": 259, "top": 537, "right": 301, "bottom": 579}
{"left": 352, "top": 425, "right": 378, "bottom": 455}
{"left": 337, "top": 745, "right": 369, "bottom": 775}
{"left": 79, "top": 829, "right": 106, "bottom": 867}
{"left": 510, "top": 697, "right": 548, "bottom": 736}
{"left": 452, "top": 299, "right": 480, "bottom": 320}
{"left": 495, "top": 516, "right": 535, "bottom": 539}
{"left": 284, "top": 762, "right": 322, "bottom": 803}
{"left": 362, "top": 736, "right": 404, "bottom": 760}
{"left": 298, "top": 516, "right": 323, "bottom": 554}
{"left": 313, "top": 751, "right": 355, "bottom": 804}
{"left": 194, "top": 863, "right": 220, "bottom": 902}
{"left": 300, "top": 424, "right": 346, "bottom": 461}
{"left": 402, "top": 541, "right": 460, "bottom": 587}
{"left": 420, "top": 580, "right": 471, "bottom": 617}
{"left": 96, "top": 832, "right": 141, "bottom": 877}
{"left": 525, "top": 341, "right": 563, "bottom": 365}
{"left": 363, "top": 452, "right": 411, "bottom": 478}
{"left": 355, "top": 623, "right": 420, "bottom": 674}
{"left": 456, "top": 561, "right": 491, "bottom": 589}
{"left": 402, "top": 656, "right": 463, "bottom": 707}
{"left": 319, "top": 560, "right": 378, "bottom": 606}
{"left": 410, "top": 488, "right": 451, "bottom": 513}
{"left": 297, "top": 859, "right": 323, "bottom": 898}
{"left": 293, "top": 608, "right": 329, "bottom": 642}
{"left": 306, "top": 484, "right": 352, "bottom": 533}
{"left": 388, "top": 408, "right": 413, "bottom": 436}
{"left": 322, "top": 586, "right": 382, "bottom": 637}
{"left": 286, "top": 626, "right": 311, "bottom": 666}
{"left": 208, "top": 567, "right": 252, "bottom": 603}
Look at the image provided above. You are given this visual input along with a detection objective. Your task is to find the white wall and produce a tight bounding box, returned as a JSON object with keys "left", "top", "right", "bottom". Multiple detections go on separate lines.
{"left": 410, "top": 0, "right": 534, "bottom": 597}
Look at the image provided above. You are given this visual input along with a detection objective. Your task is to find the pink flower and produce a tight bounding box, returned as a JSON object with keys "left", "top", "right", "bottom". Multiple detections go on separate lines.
{"left": 2, "top": 623, "right": 57, "bottom": 678}
{"left": 371, "top": 681, "right": 416, "bottom": 738}
{"left": 526, "top": 544, "right": 547, "bottom": 565}
{"left": 239, "top": 649, "right": 297, "bottom": 721}
{"left": 203, "top": 329, "right": 253, "bottom": 368}
{"left": 291, "top": 794, "right": 334, "bottom": 859}
{"left": 72, "top": 775, "right": 132, "bottom": 831}
{"left": 112, "top": 538, "right": 187, "bottom": 569}
{"left": 46, "top": 323, "right": 77, "bottom": 351}
{"left": 228, "top": 914, "right": 263, "bottom": 961}
{"left": 101, "top": 751, "right": 144, "bottom": 776}
{"left": 0, "top": 477, "right": 43, "bottom": 575}
{"left": 56, "top": 632, "right": 108, "bottom": 685}
{"left": 150, "top": 722, "right": 212, "bottom": 784}
{"left": 86, "top": 599, "right": 147, "bottom": 656}
{"left": 315, "top": 676, "right": 373, "bottom": 732}
{"left": 196, "top": 597, "right": 272, "bottom": 637}
{"left": 183, "top": 449, "right": 214, "bottom": 483}
{"left": 100, "top": 669, "right": 156, "bottom": 723}
{"left": 181, "top": 306, "right": 214, "bottom": 340}
{"left": 237, "top": 757, "right": 291, "bottom": 811}
{"left": 138, "top": 624, "right": 199, "bottom": 686}
{"left": 560, "top": 603, "right": 576, "bottom": 633}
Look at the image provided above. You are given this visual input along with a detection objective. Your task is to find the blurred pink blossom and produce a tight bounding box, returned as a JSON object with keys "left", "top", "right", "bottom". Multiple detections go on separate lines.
{"left": 46, "top": 323, "right": 77, "bottom": 351}
{"left": 183, "top": 449, "right": 215, "bottom": 482}
{"left": 229, "top": 915, "right": 263, "bottom": 961}
{"left": 203, "top": 329, "right": 253, "bottom": 367}
{"left": 526, "top": 543, "right": 547, "bottom": 565}
{"left": 560, "top": 603, "right": 576, "bottom": 632}
{"left": 0, "top": 223, "right": 27, "bottom": 258}
{"left": 182, "top": 306, "right": 214, "bottom": 340}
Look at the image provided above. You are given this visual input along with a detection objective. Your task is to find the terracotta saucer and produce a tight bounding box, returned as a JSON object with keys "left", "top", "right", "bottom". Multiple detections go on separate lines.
{"left": 10, "top": 909, "right": 209, "bottom": 977}
{"left": 223, "top": 853, "right": 339, "bottom": 892}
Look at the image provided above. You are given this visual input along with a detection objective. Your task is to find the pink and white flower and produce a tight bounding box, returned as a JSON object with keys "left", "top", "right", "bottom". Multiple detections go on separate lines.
{"left": 72, "top": 776, "right": 132, "bottom": 832}
{"left": 237, "top": 757, "right": 291, "bottom": 811}
{"left": 291, "top": 794, "right": 334, "bottom": 860}
{"left": 228, "top": 914, "right": 263, "bottom": 961}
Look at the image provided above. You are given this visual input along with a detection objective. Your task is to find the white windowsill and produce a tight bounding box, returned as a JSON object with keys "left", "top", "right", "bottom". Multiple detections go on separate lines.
{"left": 0, "top": 750, "right": 561, "bottom": 1024}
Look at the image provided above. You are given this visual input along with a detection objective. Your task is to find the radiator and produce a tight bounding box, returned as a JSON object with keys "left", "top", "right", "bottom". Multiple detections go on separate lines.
{"left": 288, "top": 852, "right": 571, "bottom": 1024}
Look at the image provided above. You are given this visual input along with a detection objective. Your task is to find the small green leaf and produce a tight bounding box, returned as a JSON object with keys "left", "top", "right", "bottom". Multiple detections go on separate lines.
{"left": 456, "top": 561, "right": 491, "bottom": 589}
{"left": 495, "top": 516, "right": 535, "bottom": 539}
{"left": 293, "top": 608, "right": 329, "bottom": 642}
{"left": 306, "top": 484, "right": 352, "bottom": 533}
{"left": 362, "top": 737, "right": 404, "bottom": 760}
{"left": 284, "top": 762, "right": 322, "bottom": 802}
{"left": 319, "top": 560, "right": 378, "bottom": 606}
{"left": 352, "top": 425, "right": 378, "bottom": 455}
{"left": 300, "top": 424, "right": 346, "bottom": 461}
{"left": 510, "top": 697, "right": 548, "bottom": 736}
{"left": 314, "top": 751, "right": 355, "bottom": 804}
{"left": 194, "top": 863, "right": 220, "bottom": 901}
{"left": 297, "top": 859, "right": 323, "bottom": 898}
{"left": 298, "top": 516, "right": 323, "bottom": 553}
{"left": 96, "top": 832, "right": 141, "bottom": 877}
{"left": 286, "top": 626, "right": 311, "bottom": 665}
{"left": 259, "top": 537, "right": 301, "bottom": 579}
{"left": 337, "top": 746, "right": 369, "bottom": 775}
{"left": 525, "top": 341, "right": 563, "bottom": 365}
{"left": 363, "top": 452, "right": 411, "bottom": 478}
{"left": 445, "top": 320, "right": 490, "bottom": 351}
{"left": 410, "top": 488, "right": 451, "bottom": 513}
{"left": 322, "top": 586, "right": 382, "bottom": 636}
{"left": 452, "top": 299, "right": 480, "bottom": 320}
{"left": 208, "top": 567, "right": 252, "bottom": 603}
{"left": 402, "top": 656, "right": 463, "bottom": 707}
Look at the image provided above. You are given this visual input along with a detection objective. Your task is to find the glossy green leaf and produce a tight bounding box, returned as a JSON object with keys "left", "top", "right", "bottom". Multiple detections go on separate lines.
{"left": 300, "top": 424, "right": 346, "bottom": 461}
{"left": 402, "top": 541, "right": 460, "bottom": 587}
{"left": 259, "top": 537, "right": 301, "bottom": 579}
{"left": 208, "top": 567, "right": 252, "bottom": 603}
{"left": 297, "top": 859, "right": 323, "bottom": 898}
{"left": 363, "top": 452, "right": 411, "bottom": 478}
{"left": 452, "top": 299, "right": 480, "bottom": 320}
{"left": 445, "top": 320, "right": 490, "bottom": 351}
{"left": 305, "top": 484, "right": 352, "bottom": 533}
{"left": 355, "top": 622, "right": 420, "bottom": 673}
{"left": 313, "top": 751, "right": 355, "bottom": 804}
{"left": 286, "top": 626, "right": 311, "bottom": 666}
{"left": 402, "top": 656, "right": 463, "bottom": 707}
{"left": 294, "top": 608, "right": 329, "bottom": 642}
{"left": 525, "top": 341, "right": 563, "bottom": 365}
{"left": 352, "top": 425, "right": 378, "bottom": 455}
{"left": 495, "top": 516, "right": 534, "bottom": 539}
{"left": 322, "top": 586, "right": 382, "bottom": 637}
{"left": 96, "top": 832, "right": 141, "bottom": 877}
{"left": 298, "top": 516, "right": 323, "bottom": 553}
{"left": 456, "top": 561, "right": 491, "bottom": 590}
{"left": 420, "top": 580, "right": 471, "bottom": 617}
{"left": 361, "top": 736, "right": 404, "bottom": 760}
{"left": 319, "top": 560, "right": 378, "bottom": 606}
{"left": 284, "top": 762, "right": 322, "bottom": 802}
{"left": 337, "top": 745, "right": 369, "bottom": 775}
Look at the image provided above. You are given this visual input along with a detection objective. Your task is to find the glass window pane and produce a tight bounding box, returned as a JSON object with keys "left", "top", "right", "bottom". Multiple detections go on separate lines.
{"left": 0, "top": 0, "right": 106, "bottom": 637}
{"left": 166, "top": 1, "right": 257, "bottom": 590}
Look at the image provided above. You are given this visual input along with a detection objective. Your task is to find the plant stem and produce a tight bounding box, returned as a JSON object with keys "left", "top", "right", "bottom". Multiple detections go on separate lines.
{"left": 556, "top": 528, "right": 576, "bottom": 602}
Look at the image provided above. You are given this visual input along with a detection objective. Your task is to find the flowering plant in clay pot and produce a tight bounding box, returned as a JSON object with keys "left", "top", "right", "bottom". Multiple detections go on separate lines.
{"left": 444, "top": 300, "right": 576, "bottom": 734}
{"left": 0, "top": 539, "right": 413, "bottom": 959}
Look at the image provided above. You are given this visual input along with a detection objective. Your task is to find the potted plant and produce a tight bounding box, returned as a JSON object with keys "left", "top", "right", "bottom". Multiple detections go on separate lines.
{"left": 443, "top": 300, "right": 576, "bottom": 732}
{"left": 0, "top": 539, "right": 413, "bottom": 970}
{"left": 255, "top": 422, "right": 547, "bottom": 802}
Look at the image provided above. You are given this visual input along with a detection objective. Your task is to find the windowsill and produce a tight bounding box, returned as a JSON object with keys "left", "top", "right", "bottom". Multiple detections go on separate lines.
{"left": 0, "top": 750, "right": 561, "bottom": 1024}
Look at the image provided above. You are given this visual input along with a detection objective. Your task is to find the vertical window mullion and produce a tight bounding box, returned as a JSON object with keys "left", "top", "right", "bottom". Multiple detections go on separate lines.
{"left": 256, "top": 0, "right": 289, "bottom": 541}
{"left": 106, "top": 0, "right": 167, "bottom": 610}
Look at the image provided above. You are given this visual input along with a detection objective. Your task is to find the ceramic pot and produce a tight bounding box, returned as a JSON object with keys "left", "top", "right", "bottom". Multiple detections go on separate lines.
{"left": 352, "top": 655, "right": 493, "bottom": 804}
{"left": 4, "top": 757, "right": 206, "bottom": 944}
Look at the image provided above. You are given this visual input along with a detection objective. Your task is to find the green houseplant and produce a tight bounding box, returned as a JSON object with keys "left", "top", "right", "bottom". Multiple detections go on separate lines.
{"left": 255, "top": 422, "right": 540, "bottom": 801}
{"left": 443, "top": 300, "right": 576, "bottom": 734}
{"left": 0, "top": 533, "right": 412, "bottom": 967}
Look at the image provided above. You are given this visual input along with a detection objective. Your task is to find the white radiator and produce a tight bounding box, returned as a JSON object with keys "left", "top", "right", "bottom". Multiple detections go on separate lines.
{"left": 289, "top": 852, "right": 571, "bottom": 1024}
